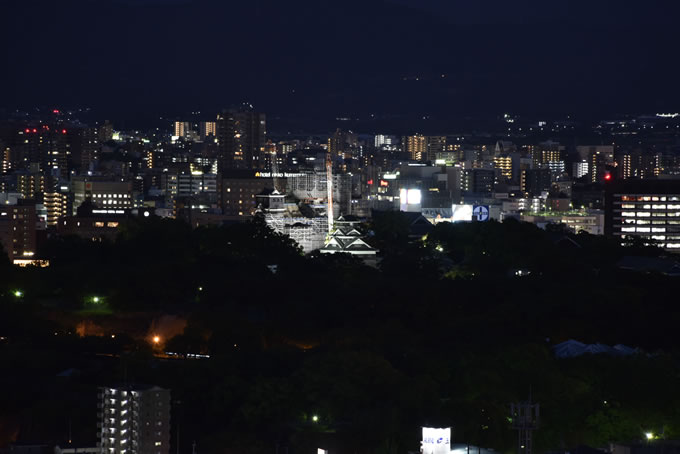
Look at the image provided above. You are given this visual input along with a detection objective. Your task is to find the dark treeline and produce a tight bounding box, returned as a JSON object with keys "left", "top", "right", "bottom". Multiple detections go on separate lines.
{"left": 0, "top": 215, "right": 679, "bottom": 454}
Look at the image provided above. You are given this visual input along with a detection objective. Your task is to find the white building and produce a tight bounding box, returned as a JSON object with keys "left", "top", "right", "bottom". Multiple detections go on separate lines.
{"left": 98, "top": 385, "right": 170, "bottom": 454}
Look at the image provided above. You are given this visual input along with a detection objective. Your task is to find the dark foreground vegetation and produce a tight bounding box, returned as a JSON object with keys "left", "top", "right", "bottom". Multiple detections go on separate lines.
{"left": 1, "top": 215, "right": 679, "bottom": 454}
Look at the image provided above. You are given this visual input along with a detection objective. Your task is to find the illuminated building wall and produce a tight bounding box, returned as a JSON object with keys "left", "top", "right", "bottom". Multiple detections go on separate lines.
{"left": 98, "top": 385, "right": 170, "bottom": 454}
{"left": 71, "top": 178, "right": 133, "bottom": 214}
{"left": 493, "top": 155, "right": 513, "bottom": 181}
{"left": 44, "top": 191, "right": 69, "bottom": 226}
{"left": 402, "top": 135, "right": 427, "bottom": 161}
{"left": 606, "top": 180, "right": 680, "bottom": 250}
{"left": 200, "top": 121, "right": 216, "bottom": 138}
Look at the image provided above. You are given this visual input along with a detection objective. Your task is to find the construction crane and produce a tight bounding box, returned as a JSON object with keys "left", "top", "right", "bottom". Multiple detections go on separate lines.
{"left": 326, "top": 152, "right": 334, "bottom": 234}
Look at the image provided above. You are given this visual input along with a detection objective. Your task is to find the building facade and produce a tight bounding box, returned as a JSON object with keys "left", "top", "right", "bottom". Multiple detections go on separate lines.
{"left": 98, "top": 385, "right": 171, "bottom": 454}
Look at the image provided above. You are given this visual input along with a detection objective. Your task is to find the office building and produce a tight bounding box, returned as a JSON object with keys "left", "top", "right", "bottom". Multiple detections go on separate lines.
{"left": 97, "top": 385, "right": 171, "bottom": 454}
{"left": 71, "top": 178, "right": 134, "bottom": 214}
{"left": 605, "top": 179, "right": 680, "bottom": 251}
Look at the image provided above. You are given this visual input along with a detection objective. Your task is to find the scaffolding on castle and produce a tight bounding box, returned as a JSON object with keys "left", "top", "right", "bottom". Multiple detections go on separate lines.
{"left": 263, "top": 212, "right": 327, "bottom": 253}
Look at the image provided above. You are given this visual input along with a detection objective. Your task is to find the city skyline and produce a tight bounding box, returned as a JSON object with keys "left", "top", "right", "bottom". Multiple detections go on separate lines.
{"left": 2, "top": 0, "right": 680, "bottom": 127}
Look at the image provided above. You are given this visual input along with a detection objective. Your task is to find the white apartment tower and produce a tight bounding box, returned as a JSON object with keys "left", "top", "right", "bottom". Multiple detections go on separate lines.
{"left": 98, "top": 385, "right": 171, "bottom": 454}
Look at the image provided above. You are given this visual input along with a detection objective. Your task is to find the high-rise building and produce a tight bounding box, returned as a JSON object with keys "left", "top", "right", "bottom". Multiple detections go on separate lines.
{"left": 493, "top": 155, "right": 513, "bottom": 181}
{"left": 402, "top": 135, "right": 427, "bottom": 161}
{"left": 97, "top": 385, "right": 171, "bottom": 454}
{"left": 573, "top": 160, "right": 589, "bottom": 179}
{"left": 521, "top": 168, "right": 552, "bottom": 196}
{"left": 44, "top": 191, "right": 70, "bottom": 226}
{"left": 216, "top": 107, "right": 266, "bottom": 171}
{"left": 173, "top": 121, "right": 190, "bottom": 138}
{"left": 0, "top": 201, "right": 38, "bottom": 260}
{"left": 605, "top": 179, "right": 680, "bottom": 251}
{"left": 528, "top": 142, "right": 564, "bottom": 168}
{"left": 200, "top": 121, "right": 216, "bottom": 139}
{"left": 462, "top": 169, "right": 495, "bottom": 196}
{"left": 426, "top": 136, "right": 446, "bottom": 163}
{"left": 17, "top": 171, "right": 45, "bottom": 199}
{"left": 374, "top": 134, "right": 396, "bottom": 149}
{"left": 79, "top": 121, "right": 113, "bottom": 172}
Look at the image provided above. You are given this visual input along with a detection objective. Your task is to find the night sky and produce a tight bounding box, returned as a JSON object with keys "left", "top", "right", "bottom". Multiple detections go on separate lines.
{"left": 2, "top": 0, "right": 679, "bottom": 127}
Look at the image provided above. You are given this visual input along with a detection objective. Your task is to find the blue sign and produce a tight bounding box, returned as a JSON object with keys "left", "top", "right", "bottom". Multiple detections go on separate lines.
{"left": 473, "top": 205, "right": 490, "bottom": 221}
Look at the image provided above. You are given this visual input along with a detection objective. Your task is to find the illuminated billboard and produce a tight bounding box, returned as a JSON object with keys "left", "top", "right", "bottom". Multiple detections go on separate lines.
{"left": 451, "top": 204, "right": 473, "bottom": 222}
{"left": 400, "top": 188, "right": 423, "bottom": 212}
{"left": 422, "top": 427, "right": 451, "bottom": 454}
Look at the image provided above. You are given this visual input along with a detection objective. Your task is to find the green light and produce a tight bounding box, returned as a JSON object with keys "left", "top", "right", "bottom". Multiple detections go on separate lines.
{"left": 91, "top": 296, "right": 102, "bottom": 304}
{"left": 13, "top": 290, "right": 23, "bottom": 298}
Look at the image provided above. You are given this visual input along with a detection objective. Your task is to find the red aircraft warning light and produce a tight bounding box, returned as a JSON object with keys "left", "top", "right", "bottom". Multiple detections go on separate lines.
{"left": 604, "top": 173, "right": 612, "bottom": 181}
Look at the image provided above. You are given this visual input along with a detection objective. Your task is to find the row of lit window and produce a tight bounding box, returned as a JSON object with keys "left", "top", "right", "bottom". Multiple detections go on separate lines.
{"left": 621, "top": 227, "right": 667, "bottom": 233}
{"left": 621, "top": 212, "right": 680, "bottom": 217}
{"left": 621, "top": 204, "right": 680, "bottom": 209}
{"left": 621, "top": 196, "right": 680, "bottom": 202}
{"left": 93, "top": 194, "right": 128, "bottom": 198}
{"left": 622, "top": 219, "right": 678, "bottom": 225}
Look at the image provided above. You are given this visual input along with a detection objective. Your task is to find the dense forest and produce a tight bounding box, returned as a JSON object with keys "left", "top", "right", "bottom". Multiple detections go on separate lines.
{"left": 0, "top": 215, "right": 679, "bottom": 454}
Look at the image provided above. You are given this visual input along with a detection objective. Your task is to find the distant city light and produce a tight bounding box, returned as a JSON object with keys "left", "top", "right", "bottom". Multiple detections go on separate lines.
{"left": 645, "top": 432, "right": 654, "bottom": 440}
{"left": 13, "top": 290, "right": 23, "bottom": 298}
{"left": 312, "top": 415, "right": 319, "bottom": 422}
{"left": 153, "top": 335, "right": 161, "bottom": 344}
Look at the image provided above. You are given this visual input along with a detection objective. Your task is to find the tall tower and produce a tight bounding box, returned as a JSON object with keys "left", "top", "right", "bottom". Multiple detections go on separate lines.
{"left": 510, "top": 395, "right": 540, "bottom": 454}
{"left": 326, "top": 153, "right": 333, "bottom": 234}
{"left": 98, "top": 384, "right": 171, "bottom": 454}
{"left": 402, "top": 134, "right": 427, "bottom": 161}
{"left": 216, "top": 105, "right": 266, "bottom": 171}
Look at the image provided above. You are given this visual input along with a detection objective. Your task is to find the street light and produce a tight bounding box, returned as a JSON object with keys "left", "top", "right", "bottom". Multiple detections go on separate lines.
{"left": 645, "top": 432, "right": 654, "bottom": 441}
{"left": 153, "top": 335, "right": 161, "bottom": 344}
{"left": 312, "top": 415, "right": 319, "bottom": 423}
{"left": 13, "top": 290, "right": 23, "bottom": 298}
{"left": 92, "top": 296, "right": 101, "bottom": 303}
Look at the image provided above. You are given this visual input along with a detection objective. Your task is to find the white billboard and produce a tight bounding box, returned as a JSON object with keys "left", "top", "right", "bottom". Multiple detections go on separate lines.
{"left": 422, "top": 427, "right": 451, "bottom": 454}
{"left": 451, "top": 204, "right": 473, "bottom": 222}
{"left": 400, "top": 188, "right": 423, "bottom": 212}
